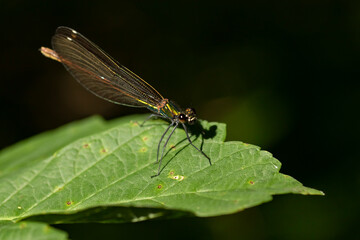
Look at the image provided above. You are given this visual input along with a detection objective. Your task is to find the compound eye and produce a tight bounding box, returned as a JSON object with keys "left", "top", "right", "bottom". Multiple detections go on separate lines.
{"left": 179, "top": 113, "right": 187, "bottom": 121}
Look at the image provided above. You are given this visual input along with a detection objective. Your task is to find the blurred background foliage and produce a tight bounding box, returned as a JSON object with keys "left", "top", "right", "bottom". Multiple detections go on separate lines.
{"left": 0, "top": 0, "right": 359, "bottom": 239}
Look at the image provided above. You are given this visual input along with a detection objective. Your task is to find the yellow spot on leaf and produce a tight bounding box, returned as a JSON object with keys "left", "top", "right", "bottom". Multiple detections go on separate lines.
{"left": 170, "top": 175, "right": 185, "bottom": 181}
{"left": 139, "top": 147, "right": 147, "bottom": 152}
{"left": 131, "top": 121, "right": 139, "bottom": 127}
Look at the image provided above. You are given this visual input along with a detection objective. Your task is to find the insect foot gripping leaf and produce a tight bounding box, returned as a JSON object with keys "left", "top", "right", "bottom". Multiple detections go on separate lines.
{"left": 0, "top": 115, "right": 323, "bottom": 225}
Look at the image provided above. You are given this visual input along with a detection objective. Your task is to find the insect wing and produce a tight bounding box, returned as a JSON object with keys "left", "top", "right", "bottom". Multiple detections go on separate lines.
{"left": 52, "top": 27, "right": 164, "bottom": 107}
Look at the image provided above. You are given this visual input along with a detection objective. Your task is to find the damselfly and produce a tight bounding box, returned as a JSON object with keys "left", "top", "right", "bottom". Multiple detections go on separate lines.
{"left": 40, "top": 26, "right": 211, "bottom": 177}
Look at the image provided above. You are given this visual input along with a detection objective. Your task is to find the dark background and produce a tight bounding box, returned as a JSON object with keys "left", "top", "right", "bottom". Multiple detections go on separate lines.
{"left": 1, "top": 1, "right": 359, "bottom": 239}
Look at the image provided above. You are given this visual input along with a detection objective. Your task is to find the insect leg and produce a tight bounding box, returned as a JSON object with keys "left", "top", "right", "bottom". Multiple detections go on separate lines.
{"left": 140, "top": 114, "right": 161, "bottom": 127}
{"left": 181, "top": 122, "right": 212, "bottom": 165}
{"left": 156, "top": 121, "right": 175, "bottom": 163}
{"left": 152, "top": 122, "right": 178, "bottom": 178}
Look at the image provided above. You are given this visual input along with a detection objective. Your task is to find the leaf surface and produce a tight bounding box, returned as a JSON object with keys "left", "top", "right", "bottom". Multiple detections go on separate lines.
{"left": 0, "top": 222, "right": 68, "bottom": 240}
{"left": 0, "top": 115, "right": 323, "bottom": 224}
{"left": 0, "top": 116, "right": 106, "bottom": 177}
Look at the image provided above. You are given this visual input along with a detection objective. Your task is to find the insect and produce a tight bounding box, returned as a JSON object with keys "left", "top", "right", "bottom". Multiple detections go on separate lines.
{"left": 40, "top": 26, "right": 211, "bottom": 177}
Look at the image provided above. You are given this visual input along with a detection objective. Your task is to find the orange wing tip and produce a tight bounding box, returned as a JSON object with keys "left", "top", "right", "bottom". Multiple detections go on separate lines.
{"left": 40, "top": 46, "right": 61, "bottom": 62}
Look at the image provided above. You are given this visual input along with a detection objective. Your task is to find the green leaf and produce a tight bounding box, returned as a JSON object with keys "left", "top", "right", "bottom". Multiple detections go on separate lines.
{"left": 0, "top": 222, "right": 68, "bottom": 240}
{"left": 0, "top": 116, "right": 107, "bottom": 177}
{"left": 0, "top": 115, "right": 323, "bottom": 224}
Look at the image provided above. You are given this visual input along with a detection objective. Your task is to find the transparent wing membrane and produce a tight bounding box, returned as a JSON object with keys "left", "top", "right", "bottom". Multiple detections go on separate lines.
{"left": 51, "top": 26, "right": 164, "bottom": 108}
